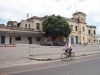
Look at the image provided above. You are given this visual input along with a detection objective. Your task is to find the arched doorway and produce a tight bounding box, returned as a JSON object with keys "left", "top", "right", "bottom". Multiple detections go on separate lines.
{"left": 75, "top": 36, "right": 78, "bottom": 44}
{"left": 71, "top": 35, "right": 74, "bottom": 44}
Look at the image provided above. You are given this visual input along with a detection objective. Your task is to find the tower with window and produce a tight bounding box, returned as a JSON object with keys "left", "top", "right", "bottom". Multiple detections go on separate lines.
{"left": 73, "top": 12, "right": 86, "bottom": 23}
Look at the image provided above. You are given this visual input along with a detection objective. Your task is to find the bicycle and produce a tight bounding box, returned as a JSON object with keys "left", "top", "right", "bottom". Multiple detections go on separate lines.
{"left": 61, "top": 49, "right": 75, "bottom": 61}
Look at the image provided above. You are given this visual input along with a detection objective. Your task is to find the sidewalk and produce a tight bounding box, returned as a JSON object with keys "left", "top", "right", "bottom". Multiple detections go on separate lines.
{"left": 0, "top": 50, "right": 100, "bottom": 68}
{"left": 0, "top": 57, "right": 52, "bottom": 68}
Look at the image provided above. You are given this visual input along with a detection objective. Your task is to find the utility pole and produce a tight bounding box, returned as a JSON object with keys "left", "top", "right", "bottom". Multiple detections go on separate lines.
{"left": 75, "top": 0, "right": 77, "bottom": 12}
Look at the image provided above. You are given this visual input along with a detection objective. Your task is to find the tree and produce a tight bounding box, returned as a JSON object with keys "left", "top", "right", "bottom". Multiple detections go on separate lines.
{"left": 42, "top": 15, "right": 71, "bottom": 41}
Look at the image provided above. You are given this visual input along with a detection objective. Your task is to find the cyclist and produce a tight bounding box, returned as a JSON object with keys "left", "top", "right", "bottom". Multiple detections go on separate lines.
{"left": 64, "top": 41, "right": 72, "bottom": 57}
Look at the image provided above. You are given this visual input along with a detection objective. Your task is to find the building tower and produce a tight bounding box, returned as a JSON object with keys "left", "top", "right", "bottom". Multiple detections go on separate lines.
{"left": 73, "top": 12, "right": 86, "bottom": 23}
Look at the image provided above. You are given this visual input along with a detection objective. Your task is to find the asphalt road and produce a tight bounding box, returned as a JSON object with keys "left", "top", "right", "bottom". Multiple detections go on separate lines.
{"left": 9, "top": 54, "right": 100, "bottom": 75}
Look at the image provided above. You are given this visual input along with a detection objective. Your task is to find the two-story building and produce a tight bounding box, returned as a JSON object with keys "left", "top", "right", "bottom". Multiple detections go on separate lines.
{"left": 65, "top": 12, "right": 96, "bottom": 44}
{"left": 0, "top": 12, "right": 96, "bottom": 45}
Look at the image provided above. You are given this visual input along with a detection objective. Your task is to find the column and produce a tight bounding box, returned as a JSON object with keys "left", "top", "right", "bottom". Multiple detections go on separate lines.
{"left": 5, "top": 36, "right": 10, "bottom": 44}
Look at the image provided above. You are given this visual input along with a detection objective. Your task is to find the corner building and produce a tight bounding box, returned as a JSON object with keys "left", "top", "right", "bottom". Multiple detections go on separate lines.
{"left": 66, "top": 12, "right": 96, "bottom": 44}
{"left": 0, "top": 12, "right": 96, "bottom": 45}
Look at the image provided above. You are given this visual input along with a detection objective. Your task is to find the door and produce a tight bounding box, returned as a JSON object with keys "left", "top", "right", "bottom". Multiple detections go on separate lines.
{"left": 71, "top": 35, "right": 74, "bottom": 44}
{"left": 76, "top": 36, "right": 78, "bottom": 44}
{"left": 66, "top": 37, "right": 69, "bottom": 43}
{"left": 10, "top": 37, "right": 12, "bottom": 44}
{"left": 28, "top": 37, "right": 32, "bottom": 44}
{"left": 1, "top": 36, "right": 5, "bottom": 44}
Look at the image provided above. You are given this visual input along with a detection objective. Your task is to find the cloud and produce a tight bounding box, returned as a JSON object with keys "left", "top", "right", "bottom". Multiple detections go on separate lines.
{"left": 0, "top": 0, "right": 100, "bottom": 34}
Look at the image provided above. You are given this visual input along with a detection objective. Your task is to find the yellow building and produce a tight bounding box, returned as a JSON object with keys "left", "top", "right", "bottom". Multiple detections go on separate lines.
{"left": 66, "top": 12, "right": 96, "bottom": 44}
{"left": 0, "top": 12, "right": 96, "bottom": 45}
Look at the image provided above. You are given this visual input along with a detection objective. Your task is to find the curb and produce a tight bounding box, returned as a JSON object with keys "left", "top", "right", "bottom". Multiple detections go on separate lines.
{"left": 29, "top": 52, "right": 100, "bottom": 61}
{"left": 29, "top": 58, "right": 52, "bottom": 61}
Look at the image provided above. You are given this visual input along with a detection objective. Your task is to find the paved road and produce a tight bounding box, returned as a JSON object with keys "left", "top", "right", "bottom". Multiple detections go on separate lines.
{"left": 7, "top": 54, "right": 100, "bottom": 75}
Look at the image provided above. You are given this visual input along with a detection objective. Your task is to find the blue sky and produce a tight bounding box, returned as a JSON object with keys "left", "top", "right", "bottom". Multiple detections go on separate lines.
{"left": 0, "top": 0, "right": 100, "bottom": 34}
{"left": 0, "top": 18, "right": 7, "bottom": 24}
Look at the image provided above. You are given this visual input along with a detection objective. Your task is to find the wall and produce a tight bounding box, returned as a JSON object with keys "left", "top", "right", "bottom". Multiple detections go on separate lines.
{"left": 33, "top": 19, "right": 43, "bottom": 31}
{"left": 21, "top": 20, "right": 34, "bottom": 29}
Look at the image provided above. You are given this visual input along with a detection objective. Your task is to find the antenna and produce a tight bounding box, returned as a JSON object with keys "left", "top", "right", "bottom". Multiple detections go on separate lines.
{"left": 27, "top": 13, "right": 29, "bottom": 19}
{"left": 75, "top": 0, "right": 77, "bottom": 12}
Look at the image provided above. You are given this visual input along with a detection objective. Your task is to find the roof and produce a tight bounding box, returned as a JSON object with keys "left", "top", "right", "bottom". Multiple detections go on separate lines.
{"left": 27, "top": 16, "right": 44, "bottom": 21}
{"left": 7, "top": 21, "right": 17, "bottom": 23}
{"left": 65, "top": 17, "right": 87, "bottom": 24}
{"left": 0, "top": 24, "right": 5, "bottom": 27}
{"left": 87, "top": 25, "right": 96, "bottom": 28}
{"left": 73, "top": 12, "right": 86, "bottom": 16}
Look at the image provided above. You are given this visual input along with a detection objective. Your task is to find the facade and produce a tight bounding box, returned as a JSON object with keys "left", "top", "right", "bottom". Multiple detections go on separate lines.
{"left": 7, "top": 21, "right": 18, "bottom": 28}
{"left": 97, "top": 35, "right": 100, "bottom": 45}
{"left": 0, "top": 12, "right": 96, "bottom": 45}
{"left": 66, "top": 12, "right": 96, "bottom": 44}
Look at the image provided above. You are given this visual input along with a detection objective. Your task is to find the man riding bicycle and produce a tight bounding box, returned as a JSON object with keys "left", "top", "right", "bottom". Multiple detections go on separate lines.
{"left": 64, "top": 42, "right": 72, "bottom": 58}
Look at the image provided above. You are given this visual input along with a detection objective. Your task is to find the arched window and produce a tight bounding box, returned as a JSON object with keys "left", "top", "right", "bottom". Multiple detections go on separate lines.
{"left": 94, "top": 30, "right": 96, "bottom": 35}
{"left": 71, "top": 25, "right": 73, "bottom": 31}
{"left": 83, "top": 36, "right": 85, "bottom": 41}
{"left": 83, "top": 27, "right": 85, "bottom": 32}
{"left": 25, "top": 24, "right": 27, "bottom": 28}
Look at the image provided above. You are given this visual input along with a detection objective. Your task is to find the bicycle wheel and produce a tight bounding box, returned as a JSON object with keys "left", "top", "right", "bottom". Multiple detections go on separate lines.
{"left": 70, "top": 52, "right": 75, "bottom": 58}
{"left": 61, "top": 53, "right": 68, "bottom": 61}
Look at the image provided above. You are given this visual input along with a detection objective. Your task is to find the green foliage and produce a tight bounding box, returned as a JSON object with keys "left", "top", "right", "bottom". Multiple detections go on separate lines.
{"left": 42, "top": 15, "right": 71, "bottom": 38}
{"left": 31, "top": 28, "right": 34, "bottom": 31}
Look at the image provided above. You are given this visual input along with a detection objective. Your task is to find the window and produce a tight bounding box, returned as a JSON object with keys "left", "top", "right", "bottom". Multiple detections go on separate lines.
{"left": 29, "top": 24, "right": 30, "bottom": 28}
{"left": 15, "top": 36, "right": 21, "bottom": 41}
{"left": 94, "top": 40, "right": 95, "bottom": 43}
{"left": 89, "top": 39, "right": 90, "bottom": 43}
{"left": 28, "top": 37, "right": 32, "bottom": 44}
{"left": 88, "top": 30, "right": 90, "bottom": 34}
{"left": 83, "top": 36, "right": 85, "bottom": 41}
{"left": 94, "top": 30, "right": 96, "bottom": 35}
{"left": 15, "top": 25, "right": 16, "bottom": 27}
{"left": 1, "top": 36, "right": 5, "bottom": 44}
{"left": 97, "top": 40, "right": 98, "bottom": 43}
{"left": 83, "top": 27, "right": 85, "bottom": 32}
{"left": 36, "top": 23, "right": 40, "bottom": 30}
{"left": 25, "top": 24, "right": 27, "bottom": 28}
{"left": 75, "top": 26, "right": 78, "bottom": 31}
{"left": 10, "top": 37, "right": 12, "bottom": 44}
{"left": 71, "top": 25, "right": 73, "bottom": 31}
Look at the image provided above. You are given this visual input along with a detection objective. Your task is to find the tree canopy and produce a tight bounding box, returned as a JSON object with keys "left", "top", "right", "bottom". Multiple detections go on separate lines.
{"left": 42, "top": 15, "right": 71, "bottom": 40}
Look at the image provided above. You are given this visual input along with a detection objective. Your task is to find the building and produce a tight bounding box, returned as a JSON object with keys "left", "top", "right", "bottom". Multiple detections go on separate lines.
{"left": 0, "top": 12, "right": 96, "bottom": 45}
{"left": 7, "top": 21, "right": 18, "bottom": 28}
{"left": 96, "top": 35, "right": 100, "bottom": 45}
{"left": 65, "top": 12, "right": 96, "bottom": 44}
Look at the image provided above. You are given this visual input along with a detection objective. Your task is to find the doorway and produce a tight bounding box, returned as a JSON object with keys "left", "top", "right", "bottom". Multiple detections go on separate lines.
{"left": 28, "top": 37, "right": 32, "bottom": 44}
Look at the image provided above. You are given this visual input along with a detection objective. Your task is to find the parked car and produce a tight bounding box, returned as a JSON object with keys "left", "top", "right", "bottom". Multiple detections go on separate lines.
{"left": 45, "top": 41, "right": 53, "bottom": 46}
{"left": 40, "top": 41, "right": 46, "bottom": 45}
{"left": 53, "top": 41, "right": 65, "bottom": 46}
{"left": 40, "top": 40, "right": 53, "bottom": 46}
{"left": 40, "top": 40, "right": 65, "bottom": 46}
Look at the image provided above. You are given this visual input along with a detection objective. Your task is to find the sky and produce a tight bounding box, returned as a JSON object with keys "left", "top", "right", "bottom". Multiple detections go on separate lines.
{"left": 0, "top": 0, "right": 100, "bottom": 34}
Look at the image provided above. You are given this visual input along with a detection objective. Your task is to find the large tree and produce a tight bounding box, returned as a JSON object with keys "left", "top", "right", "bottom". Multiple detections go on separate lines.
{"left": 42, "top": 15, "right": 71, "bottom": 41}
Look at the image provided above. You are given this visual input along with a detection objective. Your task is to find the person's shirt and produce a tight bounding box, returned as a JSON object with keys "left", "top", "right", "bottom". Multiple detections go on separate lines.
{"left": 64, "top": 42, "right": 72, "bottom": 49}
